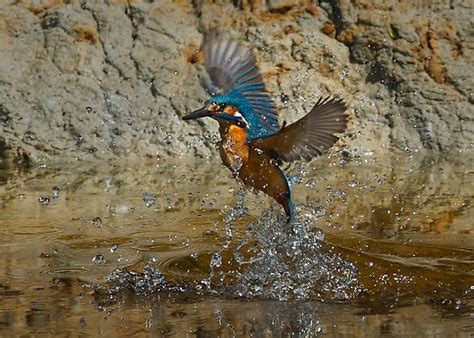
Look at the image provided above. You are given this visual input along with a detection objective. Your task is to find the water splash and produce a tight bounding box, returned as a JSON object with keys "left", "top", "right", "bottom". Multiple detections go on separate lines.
{"left": 230, "top": 205, "right": 363, "bottom": 301}
{"left": 91, "top": 196, "right": 362, "bottom": 303}
{"left": 91, "top": 264, "right": 187, "bottom": 307}
{"left": 104, "top": 265, "right": 182, "bottom": 295}
{"left": 90, "top": 162, "right": 363, "bottom": 302}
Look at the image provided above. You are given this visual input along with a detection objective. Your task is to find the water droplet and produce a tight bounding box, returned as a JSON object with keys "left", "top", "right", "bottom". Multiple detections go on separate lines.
{"left": 347, "top": 180, "right": 357, "bottom": 188}
{"left": 305, "top": 179, "right": 317, "bottom": 188}
{"left": 38, "top": 196, "right": 50, "bottom": 206}
{"left": 92, "top": 254, "right": 105, "bottom": 264}
{"left": 143, "top": 192, "right": 156, "bottom": 208}
{"left": 110, "top": 244, "right": 118, "bottom": 252}
{"left": 340, "top": 67, "right": 349, "bottom": 78}
{"left": 230, "top": 157, "right": 243, "bottom": 172}
{"left": 210, "top": 252, "right": 222, "bottom": 269}
{"left": 92, "top": 217, "right": 103, "bottom": 228}
{"left": 200, "top": 278, "right": 211, "bottom": 290}
{"left": 52, "top": 186, "right": 60, "bottom": 199}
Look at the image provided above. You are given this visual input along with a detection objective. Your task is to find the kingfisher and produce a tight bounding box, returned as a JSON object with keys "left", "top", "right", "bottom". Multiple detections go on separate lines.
{"left": 183, "top": 32, "right": 348, "bottom": 223}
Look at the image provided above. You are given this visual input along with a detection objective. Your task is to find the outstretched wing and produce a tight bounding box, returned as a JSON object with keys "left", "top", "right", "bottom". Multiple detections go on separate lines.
{"left": 202, "top": 31, "right": 278, "bottom": 136}
{"left": 250, "top": 97, "right": 348, "bottom": 162}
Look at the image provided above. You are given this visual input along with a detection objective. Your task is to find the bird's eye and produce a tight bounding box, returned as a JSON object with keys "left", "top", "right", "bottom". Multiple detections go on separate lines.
{"left": 218, "top": 103, "right": 226, "bottom": 110}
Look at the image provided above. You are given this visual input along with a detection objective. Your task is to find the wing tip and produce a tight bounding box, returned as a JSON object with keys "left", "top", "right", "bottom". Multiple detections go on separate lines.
{"left": 316, "top": 95, "right": 351, "bottom": 128}
{"left": 317, "top": 95, "right": 348, "bottom": 110}
{"left": 202, "top": 28, "right": 221, "bottom": 48}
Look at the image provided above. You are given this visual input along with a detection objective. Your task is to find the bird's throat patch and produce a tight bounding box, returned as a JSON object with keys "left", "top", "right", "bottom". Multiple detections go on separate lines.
{"left": 224, "top": 106, "right": 248, "bottom": 126}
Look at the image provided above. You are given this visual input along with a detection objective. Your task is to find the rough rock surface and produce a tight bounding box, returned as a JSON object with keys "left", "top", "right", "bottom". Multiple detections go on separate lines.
{"left": 0, "top": 0, "right": 472, "bottom": 166}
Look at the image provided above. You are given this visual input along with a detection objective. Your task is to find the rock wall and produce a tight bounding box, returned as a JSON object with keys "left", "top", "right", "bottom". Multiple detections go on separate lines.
{"left": 0, "top": 0, "right": 472, "bottom": 166}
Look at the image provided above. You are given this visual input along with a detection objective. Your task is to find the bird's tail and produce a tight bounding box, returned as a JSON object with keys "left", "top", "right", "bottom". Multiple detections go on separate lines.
{"left": 286, "top": 199, "right": 296, "bottom": 224}
{"left": 276, "top": 190, "right": 296, "bottom": 224}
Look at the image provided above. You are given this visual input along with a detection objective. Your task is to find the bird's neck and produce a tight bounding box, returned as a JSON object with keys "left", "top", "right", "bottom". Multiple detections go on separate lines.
{"left": 219, "top": 122, "right": 247, "bottom": 144}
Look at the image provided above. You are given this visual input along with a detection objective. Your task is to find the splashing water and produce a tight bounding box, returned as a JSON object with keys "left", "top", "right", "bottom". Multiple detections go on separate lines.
{"left": 91, "top": 167, "right": 363, "bottom": 302}
{"left": 228, "top": 204, "right": 363, "bottom": 301}
{"left": 210, "top": 160, "right": 364, "bottom": 300}
{"left": 93, "top": 203, "right": 362, "bottom": 303}
{"left": 92, "top": 265, "right": 187, "bottom": 307}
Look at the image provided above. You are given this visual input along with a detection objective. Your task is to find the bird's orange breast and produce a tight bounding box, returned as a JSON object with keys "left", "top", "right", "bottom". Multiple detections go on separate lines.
{"left": 221, "top": 125, "right": 249, "bottom": 172}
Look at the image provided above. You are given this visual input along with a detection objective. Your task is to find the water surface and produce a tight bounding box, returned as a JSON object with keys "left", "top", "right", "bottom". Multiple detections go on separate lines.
{"left": 0, "top": 152, "right": 473, "bottom": 336}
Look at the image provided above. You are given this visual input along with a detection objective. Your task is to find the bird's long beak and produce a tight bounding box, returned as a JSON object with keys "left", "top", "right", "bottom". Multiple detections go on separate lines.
{"left": 182, "top": 107, "right": 211, "bottom": 121}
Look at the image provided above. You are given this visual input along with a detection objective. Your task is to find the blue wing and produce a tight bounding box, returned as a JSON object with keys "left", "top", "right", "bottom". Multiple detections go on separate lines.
{"left": 202, "top": 31, "right": 279, "bottom": 138}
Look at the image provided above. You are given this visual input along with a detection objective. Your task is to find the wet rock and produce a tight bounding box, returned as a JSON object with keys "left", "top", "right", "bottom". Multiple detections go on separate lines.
{"left": 0, "top": 1, "right": 211, "bottom": 164}
{"left": 0, "top": 1, "right": 472, "bottom": 165}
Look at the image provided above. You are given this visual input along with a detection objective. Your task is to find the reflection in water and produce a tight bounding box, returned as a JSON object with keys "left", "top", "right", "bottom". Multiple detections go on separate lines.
{"left": 0, "top": 152, "right": 473, "bottom": 336}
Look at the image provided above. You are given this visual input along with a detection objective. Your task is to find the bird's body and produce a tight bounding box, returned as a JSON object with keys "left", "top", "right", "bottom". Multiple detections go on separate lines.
{"left": 183, "top": 32, "right": 348, "bottom": 222}
{"left": 218, "top": 119, "right": 293, "bottom": 218}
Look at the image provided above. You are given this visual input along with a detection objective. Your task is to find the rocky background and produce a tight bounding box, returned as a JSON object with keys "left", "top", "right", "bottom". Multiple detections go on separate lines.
{"left": 0, "top": 0, "right": 472, "bottom": 166}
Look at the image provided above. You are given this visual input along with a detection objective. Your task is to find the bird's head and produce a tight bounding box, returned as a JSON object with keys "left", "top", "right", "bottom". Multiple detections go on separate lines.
{"left": 182, "top": 96, "right": 248, "bottom": 127}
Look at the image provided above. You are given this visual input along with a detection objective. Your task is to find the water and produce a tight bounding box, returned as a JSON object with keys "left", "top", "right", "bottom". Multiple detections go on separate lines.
{"left": 0, "top": 152, "right": 473, "bottom": 336}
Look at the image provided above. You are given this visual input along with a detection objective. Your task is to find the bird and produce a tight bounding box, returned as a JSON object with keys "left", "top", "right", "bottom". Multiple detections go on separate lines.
{"left": 182, "top": 32, "right": 348, "bottom": 223}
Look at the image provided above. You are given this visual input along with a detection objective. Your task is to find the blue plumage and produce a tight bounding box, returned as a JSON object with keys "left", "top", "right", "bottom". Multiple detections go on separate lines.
{"left": 201, "top": 31, "right": 279, "bottom": 140}
{"left": 209, "top": 94, "right": 277, "bottom": 139}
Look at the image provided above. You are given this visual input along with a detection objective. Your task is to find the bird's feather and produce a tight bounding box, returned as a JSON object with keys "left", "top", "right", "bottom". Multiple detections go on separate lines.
{"left": 250, "top": 97, "right": 348, "bottom": 162}
{"left": 202, "top": 31, "right": 279, "bottom": 138}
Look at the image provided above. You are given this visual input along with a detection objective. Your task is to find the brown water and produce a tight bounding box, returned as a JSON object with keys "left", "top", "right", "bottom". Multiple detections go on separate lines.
{"left": 0, "top": 152, "right": 473, "bottom": 336}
